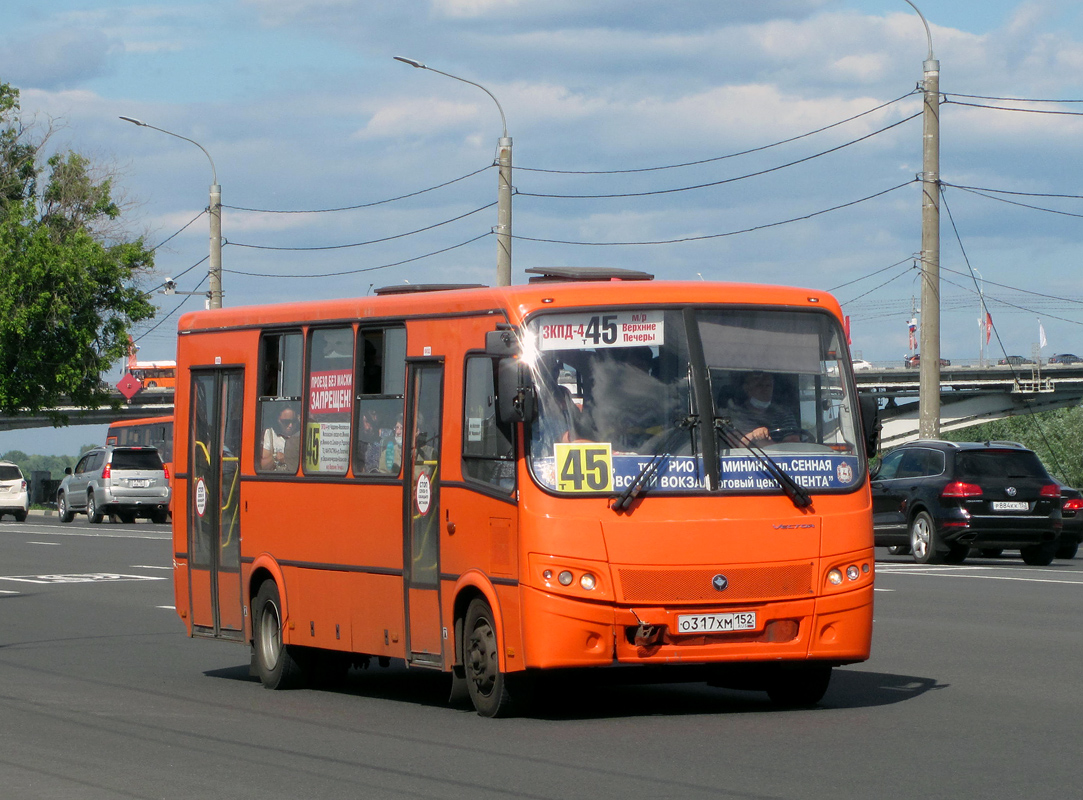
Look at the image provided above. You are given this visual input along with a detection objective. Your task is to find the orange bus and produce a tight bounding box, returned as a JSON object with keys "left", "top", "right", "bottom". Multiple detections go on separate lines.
{"left": 171, "top": 268, "right": 879, "bottom": 716}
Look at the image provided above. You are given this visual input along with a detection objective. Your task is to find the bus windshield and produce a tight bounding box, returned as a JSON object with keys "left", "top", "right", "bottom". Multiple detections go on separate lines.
{"left": 525, "top": 306, "right": 863, "bottom": 496}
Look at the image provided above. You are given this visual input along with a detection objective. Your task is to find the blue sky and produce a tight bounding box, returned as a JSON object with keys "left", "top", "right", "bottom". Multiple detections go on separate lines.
{"left": 4, "top": 0, "right": 1083, "bottom": 454}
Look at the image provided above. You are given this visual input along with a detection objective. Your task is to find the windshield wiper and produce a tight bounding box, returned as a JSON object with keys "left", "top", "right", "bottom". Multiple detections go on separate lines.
{"left": 612, "top": 415, "right": 699, "bottom": 513}
{"left": 714, "top": 418, "right": 812, "bottom": 509}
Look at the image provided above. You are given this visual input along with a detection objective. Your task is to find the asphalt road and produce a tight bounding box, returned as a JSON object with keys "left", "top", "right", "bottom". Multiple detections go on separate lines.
{"left": 1, "top": 515, "right": 1081, "bottom": 800}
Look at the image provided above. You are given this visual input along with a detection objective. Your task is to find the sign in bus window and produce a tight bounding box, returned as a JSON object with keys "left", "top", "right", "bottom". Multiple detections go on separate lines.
{"left": 304, "top": 327, "right": 354, "bottom": 475}
{"left": 555, "top": 443, "right": 613, "bottom": 492}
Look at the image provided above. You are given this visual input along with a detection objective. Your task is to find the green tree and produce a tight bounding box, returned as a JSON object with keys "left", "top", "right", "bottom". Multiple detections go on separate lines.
{"left": 0, "top": 81, "right": 156, "bottom": 423}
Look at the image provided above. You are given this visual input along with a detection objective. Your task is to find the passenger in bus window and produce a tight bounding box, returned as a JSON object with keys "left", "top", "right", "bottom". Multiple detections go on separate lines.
{"left": 379, "top": 416, "right": 403, "bottom": 474}
{"left": 260, "top": 406, "right": 301, "bottom": 472}
{"left": 725, "top": 371, "right": 800, "bottom": 446}
{"left": 357, "top": 409, "right": 382, "bottom": 473}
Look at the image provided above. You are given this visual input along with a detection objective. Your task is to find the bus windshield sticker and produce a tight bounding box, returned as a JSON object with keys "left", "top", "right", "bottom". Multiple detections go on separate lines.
{"left": 538, "top": 311, "right": 664, "bottom": 351}
{"left": 467, "top": 417, "right": 484, "bottom": 442}
{"left": 304, "top": 421, "right": 350, "bottom": 473}
{"left": 309, "top": 369, "right": 353, "bottom": 414}
{"left": 554, "top": 442, "right": 614, "bottom": 492}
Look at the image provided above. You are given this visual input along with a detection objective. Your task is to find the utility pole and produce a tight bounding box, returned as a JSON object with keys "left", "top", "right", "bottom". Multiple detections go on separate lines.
{"left": 905, "top": 1, "right": 942, "bottom": 439}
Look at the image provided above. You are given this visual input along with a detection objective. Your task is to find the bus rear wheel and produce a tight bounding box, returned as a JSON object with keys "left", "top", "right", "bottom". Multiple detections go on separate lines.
{"left": 464, "top": 598, "right": 519, "bottom": 717}
{"left": 253, "top": 581, "right": 305, "bottom": 689}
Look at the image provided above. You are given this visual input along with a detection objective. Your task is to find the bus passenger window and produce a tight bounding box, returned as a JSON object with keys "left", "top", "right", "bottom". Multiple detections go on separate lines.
{"left": 303, "top": 327, "right": 354, "bottom": 476}
{"left": 354, "top": 327, "right": 406, "bottom": 475}
{"left": 462, "top": 356, "right": 515, "bottom": 491}
{"left": 257, "top": 331, "right": 303, "bottom": 474}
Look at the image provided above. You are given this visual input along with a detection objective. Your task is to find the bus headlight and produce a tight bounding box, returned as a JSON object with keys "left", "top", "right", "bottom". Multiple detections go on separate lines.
{"left": 828, "top": 568, "right": 844, "bottom": 585}
{"left": 846, "top": 565, "right": 861, "bottom": 581}
{"left": 558, "top": 570, "right": 574, "bottom": 586}
{"left": 579, "top": 573, "right": 597, "bottom": 591}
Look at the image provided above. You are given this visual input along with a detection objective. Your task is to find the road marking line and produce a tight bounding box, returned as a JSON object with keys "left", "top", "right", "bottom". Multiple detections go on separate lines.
{"left": 0, "top": 589, "right": 18, "bottom": 594}
{"left": 27, "top": 541, "right": 61, "bottom": 546}
{"left": 878, "top": 571, "right": 1083, "bottom": 586}
{"left": 156, "top": 605, "right": 176, "bottom": 610}
{"left": 131, "top": 565, "right": 172, "bottom": 570}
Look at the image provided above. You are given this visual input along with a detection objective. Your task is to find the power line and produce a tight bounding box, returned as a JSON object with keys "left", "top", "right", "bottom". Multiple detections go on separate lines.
{"left": 225, "top": 202, "right": 496, "bottom": 251}
{"left": 511, "top": 179, "right": 916, "bottom": 246}
{"left": 223, "top": 165, "right": 493, "bottom": 214}
{"left": 828, "top": 256, "right": 916, "bottom": 293}
{"left": 222, "top": 232, "right": 492, "bottom": 278}
{"left": 516, "top": 90, "right": 920, "bottom": 175}
{"left": 517, "top": 113, "right": 921, "bottom": 200}
{"left": 943, "top": 183, "right": 1083, "bottom": 220}
{"left": 944, "top": 99, "right": 1083, "bottom": 117}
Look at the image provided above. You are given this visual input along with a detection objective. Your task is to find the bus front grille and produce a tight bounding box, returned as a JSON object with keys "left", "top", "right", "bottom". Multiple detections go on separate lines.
{"left": 616, "top": 563, "right": 815, "bottom": 604}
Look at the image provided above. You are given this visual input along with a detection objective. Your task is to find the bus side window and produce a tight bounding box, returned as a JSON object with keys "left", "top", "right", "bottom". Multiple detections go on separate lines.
{"left": 462, "top": 355, "right": 515, "bottom": 492}
{"left": 354, "top": 327, "right": 407, "bottom": 475}
{"left": 256, "top": 331, "right": 303, "bottom": 474}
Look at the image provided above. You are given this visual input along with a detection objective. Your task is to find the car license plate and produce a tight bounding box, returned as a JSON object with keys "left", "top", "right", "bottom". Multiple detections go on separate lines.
{"left": 992, "top": 501, "right": 1028, "bottom": 511}
{"left": 675, "top": 611, "right": 757, "bottom": 634}
{"left": 130, "top": 479, "right": 150, "bottom": 488}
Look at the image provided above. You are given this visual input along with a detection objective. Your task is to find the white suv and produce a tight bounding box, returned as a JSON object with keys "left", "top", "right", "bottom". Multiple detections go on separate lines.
{"left": 57, "top": 445, "right": 170, "bottom": 524}
{"left": 0, "top": 461, "right": 30, "bottom": 522}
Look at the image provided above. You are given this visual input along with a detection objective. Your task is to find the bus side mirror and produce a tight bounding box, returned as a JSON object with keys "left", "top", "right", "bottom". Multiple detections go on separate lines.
{"left": 486, "top": 328, "right": 520, "bottom": 357}
{"left": 859, "top": 395, "right": 881, "bottom": 460}
{"left": 497, "top": 358, "right": 537, "bottom": 424}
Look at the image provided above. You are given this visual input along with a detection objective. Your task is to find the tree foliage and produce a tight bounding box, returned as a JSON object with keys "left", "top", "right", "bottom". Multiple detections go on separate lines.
{"left": 0, "top": 81, "right": 156, "bottom": 422}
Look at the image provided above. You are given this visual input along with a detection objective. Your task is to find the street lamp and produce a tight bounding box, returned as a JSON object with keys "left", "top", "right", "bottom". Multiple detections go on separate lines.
{"left": 394, "top": 57, "right": 513, "bottom": 287}
{"left": 120, "top": 116, "right": 223, "bottom": 309}
{"left": 901, "top": 0, "right": 941, "bottom": 438}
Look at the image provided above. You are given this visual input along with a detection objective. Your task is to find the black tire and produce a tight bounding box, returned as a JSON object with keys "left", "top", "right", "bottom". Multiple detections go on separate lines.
{"left": 151, "top": 508, "right": 169, "bottom": 525}
{"left": 14, "top": 510, "right": 27, "bottom": 522}
{"left": 909, "top": 511, "right": 942, "bottom": 564}
{"left": 1020, "top": 542, "right": 1057, "bottom": 566}
{"left": 57, "top": 492, "right": 75, "bottom": 523}
{"left": 252, "top": 581, "right": 305, "bottom": 689}
{"left": 979, "top": 548, "right": 1004, "bottom": 558}
{"left": 944, "top": 543, "right": 969, "bottom": 565}
{"left": 887, "top": 545, "right": 911, "bottom": 556}
{"left": 1055, "top": 541, "right": 1078, "bottom": 560}
{"left": 86, "top": 492, "right": 104, "bottom": 524}
{"left": 766, "top": 663, "right": 833, "bottom": 708}
{"left": 464, "top": 598, "right": 520, "bottom": 717}
{"left": 118, "top": 511, "right": 137, "bottom": 525}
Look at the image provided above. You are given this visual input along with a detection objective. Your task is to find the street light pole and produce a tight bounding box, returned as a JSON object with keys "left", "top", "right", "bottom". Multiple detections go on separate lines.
{"left": 902, "top": 1, "right": 941, "bottom": 438}
{"left": 394, "top": 57, "right": 512, "bottom": 287}
{"left": 120, "top": 116, "right": 223, "bottom": 309}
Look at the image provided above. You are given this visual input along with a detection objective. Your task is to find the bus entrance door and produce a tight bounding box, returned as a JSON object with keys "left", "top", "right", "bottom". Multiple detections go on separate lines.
{"left": 404, "top": 361, "right": 444, "bottom": 667}
{"left": 188, "top": 369, "right": 245, "bottom": 641}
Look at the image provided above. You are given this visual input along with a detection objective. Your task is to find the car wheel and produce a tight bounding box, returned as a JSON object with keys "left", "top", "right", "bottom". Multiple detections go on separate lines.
{"left": 944, "top": 544, "right": 969, "bottom": 565}
{"left": 909, "top": 511, "right": 943, "bottom": 564}
{"left": 765, "top": 663, "right": 833, "bottom": 708}
{"left": 887, "top": 545, "right": 911, "bottom": 556}
{"left": 86, "top": 492, "right": 104, "bottom": 524}
{"left": 1020, "top": 542, "right": 1057, "bottom": 566}
{"left": 1055, "top": 541, "right": 1078, "bottom": 560}
{"left": 151, "top": 508, "right": 169, "bottom": 525}
{"left": 464, "top": 598, "right": 523, "bottom": 717}
{"left": 253, "top": 581, "right": 306, "bottom": 689}
{"left": 118, "top": 511, "right": 137, "bottom": 525}
{"left": 14, "top": 510, "right": 27, "bottom": 522}
{"left": 58, "top": 492, "right": 75, "bottom": 523}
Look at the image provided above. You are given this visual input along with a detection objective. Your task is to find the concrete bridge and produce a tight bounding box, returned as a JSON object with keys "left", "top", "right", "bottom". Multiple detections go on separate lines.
{"left": 0, "top": 390, "right": 174, "bottom": 432}
{"left": 857, "top": 363, "right": 1083, "bottom": 446}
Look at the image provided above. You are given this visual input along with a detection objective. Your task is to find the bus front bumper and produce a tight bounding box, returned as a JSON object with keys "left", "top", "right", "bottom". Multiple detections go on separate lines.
{"left": 519, "top": 584, "right": 873, "bottom": 669}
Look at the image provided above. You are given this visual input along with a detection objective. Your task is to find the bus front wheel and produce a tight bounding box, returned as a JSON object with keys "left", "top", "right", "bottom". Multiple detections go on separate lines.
{"left": 464, "top": 598, "right": 519, "bottom": 717}
{"left": 253, "top": 581, "right": 305, "bottom": 690}
{"left": 765, "top": 663, "right": 832, "bottom": 708}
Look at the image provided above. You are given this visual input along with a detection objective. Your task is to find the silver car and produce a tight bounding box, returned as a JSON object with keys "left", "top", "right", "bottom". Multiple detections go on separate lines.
{"left": 0, "top": 461, "right": 30, "bottom": 521}
{"left": 57, "top": 445, "right": 171, "bottom": 524}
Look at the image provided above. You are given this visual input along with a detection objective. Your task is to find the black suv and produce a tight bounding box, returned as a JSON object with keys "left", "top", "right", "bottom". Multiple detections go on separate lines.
{"left": 872, "top": 440, "right": 1062, "bottom": 565}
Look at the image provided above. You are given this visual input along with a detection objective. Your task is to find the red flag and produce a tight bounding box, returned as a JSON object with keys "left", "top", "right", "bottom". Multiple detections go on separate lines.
{"left": 985, "top": 312, "right": 992, "bottom": 344}
{"left": 844, "top": 315, "right": 851, "bottom": 345}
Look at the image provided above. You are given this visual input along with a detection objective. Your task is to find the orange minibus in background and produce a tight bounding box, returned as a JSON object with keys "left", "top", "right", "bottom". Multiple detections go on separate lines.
{"left": 171, "top": 267, "right": 879, "bottom": 716}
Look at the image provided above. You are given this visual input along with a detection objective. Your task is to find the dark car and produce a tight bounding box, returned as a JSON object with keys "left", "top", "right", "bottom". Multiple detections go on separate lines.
{"left": 872, "top": 440, "right": 1062, "bottom": 565}
{"left": 997, "top": 355, "right": 1035, "bottom": 366}
{"left": 903, "top": 354, "right": 951, "bottom": 369}
{"left": 1047, "top": 353, "right": 1082, "bottom": 365}
{"left": 1057, "top": 484, "right": 1082, "bottom": 559}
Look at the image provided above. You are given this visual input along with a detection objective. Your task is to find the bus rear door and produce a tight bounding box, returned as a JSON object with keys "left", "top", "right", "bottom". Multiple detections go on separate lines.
{"left": 404, "top": 360, "right": 444, "bottom": 666}
{"left": 188, "top": 368, "right": 245, "bottom": 641}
